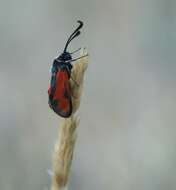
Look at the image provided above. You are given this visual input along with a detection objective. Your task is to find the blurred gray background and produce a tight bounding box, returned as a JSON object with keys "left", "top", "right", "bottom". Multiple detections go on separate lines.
{"left": 0, "top": 0, "right": 176, "bottom": 189}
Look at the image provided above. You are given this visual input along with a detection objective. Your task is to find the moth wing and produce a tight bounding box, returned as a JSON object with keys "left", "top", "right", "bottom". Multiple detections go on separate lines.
{"left": 48, "top": 69, "right": 72, "bottom": 118}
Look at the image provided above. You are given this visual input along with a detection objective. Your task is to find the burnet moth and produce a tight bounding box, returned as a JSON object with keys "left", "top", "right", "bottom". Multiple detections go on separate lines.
{"left": 48, "top": 20, "right": 87, "bottom": 118}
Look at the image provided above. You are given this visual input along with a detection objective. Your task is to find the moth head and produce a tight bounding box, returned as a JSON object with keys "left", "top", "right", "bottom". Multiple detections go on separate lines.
{"left": 58, "top": 52, "right": 72, "bottom": 62}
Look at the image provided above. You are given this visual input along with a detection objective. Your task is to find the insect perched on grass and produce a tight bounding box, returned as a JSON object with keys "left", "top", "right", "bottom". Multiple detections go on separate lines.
{"left": 48, "top": 20, "right": 88, "bottom": 118}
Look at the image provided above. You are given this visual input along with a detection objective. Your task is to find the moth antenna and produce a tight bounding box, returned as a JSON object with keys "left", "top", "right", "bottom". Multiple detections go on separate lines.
{"left": 63, "top": 20, "right": 83, "bottom": 53}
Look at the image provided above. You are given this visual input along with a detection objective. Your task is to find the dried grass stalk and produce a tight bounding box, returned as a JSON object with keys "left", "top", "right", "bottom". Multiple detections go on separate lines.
{"left": 51, "top": 48, "right": 88, "bottom": 190}
{"left": 70, "top": 48, "right": 89, "bottom": 113}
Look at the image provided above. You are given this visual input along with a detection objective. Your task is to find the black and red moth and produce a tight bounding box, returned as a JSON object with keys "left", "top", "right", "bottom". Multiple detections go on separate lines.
{"left": 48, "top": 20, "right": 87, "bottom": 118}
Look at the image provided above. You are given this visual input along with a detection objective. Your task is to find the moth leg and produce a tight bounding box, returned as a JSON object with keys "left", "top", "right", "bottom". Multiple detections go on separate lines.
{"left": 65, "top": 54, "right": 88, "bottom": 63}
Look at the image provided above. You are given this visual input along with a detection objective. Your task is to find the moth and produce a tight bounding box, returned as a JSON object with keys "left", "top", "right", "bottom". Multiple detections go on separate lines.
{"left": 48, "top": 20, "right": 87, "bottom": 117}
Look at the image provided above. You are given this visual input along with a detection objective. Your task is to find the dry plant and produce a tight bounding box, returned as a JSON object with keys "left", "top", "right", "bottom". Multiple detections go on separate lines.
{"left": 51, "top": 48, "right": 88, "bottom": 190}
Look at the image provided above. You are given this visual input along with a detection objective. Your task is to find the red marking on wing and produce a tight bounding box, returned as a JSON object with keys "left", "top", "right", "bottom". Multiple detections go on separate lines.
{"left": 49, "top": 70, "right": 72, "bottom": 117}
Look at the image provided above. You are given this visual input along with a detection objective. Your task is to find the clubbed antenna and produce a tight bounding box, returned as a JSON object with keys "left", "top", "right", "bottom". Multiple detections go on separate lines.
{"left": 63, "top": 20, "right": 83, "bottom": 53}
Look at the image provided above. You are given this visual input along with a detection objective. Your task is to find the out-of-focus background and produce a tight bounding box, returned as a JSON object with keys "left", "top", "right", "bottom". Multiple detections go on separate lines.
{"left": 0, "top": 0, "right": 176, "bottom": 189}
